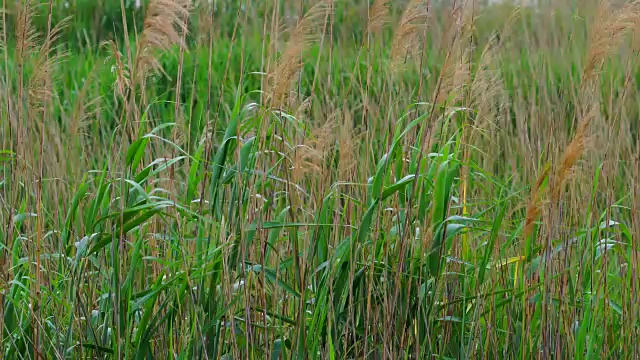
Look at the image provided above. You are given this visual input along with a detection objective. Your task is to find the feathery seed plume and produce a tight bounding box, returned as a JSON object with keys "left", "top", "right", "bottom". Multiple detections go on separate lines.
{"left": 391, "top": 0, "right": 430, "bottom": 67}
{"left": 134, "top": 0, "right": 191, "bottom": 82}
{"left": 269, "top": 0, "right": 330, "bottom": 109}
{"left": 368, "top": 0, "right": 391, "bottom": 35}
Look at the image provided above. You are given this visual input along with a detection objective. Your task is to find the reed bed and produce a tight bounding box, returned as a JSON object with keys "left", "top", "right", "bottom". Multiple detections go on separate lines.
{"left": 1, "top": 0, "right": 640, "bottom": 358}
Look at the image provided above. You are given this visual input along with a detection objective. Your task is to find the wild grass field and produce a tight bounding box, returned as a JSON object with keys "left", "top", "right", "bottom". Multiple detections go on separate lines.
{"left": 1, "top": 0, "right": 640, "bottom": 358}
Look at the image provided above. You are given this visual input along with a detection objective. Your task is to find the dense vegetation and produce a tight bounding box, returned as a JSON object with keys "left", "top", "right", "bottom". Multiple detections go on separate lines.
{"left": 2, "top": 0, "right": 640, "bottom": 358}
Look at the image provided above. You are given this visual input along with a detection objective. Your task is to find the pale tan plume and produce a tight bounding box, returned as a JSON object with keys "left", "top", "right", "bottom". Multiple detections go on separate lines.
{"left": 269, "top": 0, "right": 330, "bottom": 109}
{"left": 291, "top": 120, "right": 335, "bottom": 184}
{"left": 338, "top": 110, "right": 357, "bottom": 181}
{"left": 390, "top": 0, "right": 430, "bottom": 67}
{"left": 583, "top": 0, "right": 640, "bottom": 83}
{"left": 547, "top": 0, "right": 639, "bottom": 202}
{"left": 28, "top": 17, "right": 71, "bottom": 113}
{"left": 431, "top": 2, "right": 475, "bottom": 105}
{"left": 550, "top": 108, "right": 596, "bottom": 203}
{"left": 134, "top": 0, "right": 191, "bottom": 83}
{"left": 15, "top": 0, "right": 38, "bottom": 60}
{"left": 368, "top": 0, "right": 391, "bottom": 35}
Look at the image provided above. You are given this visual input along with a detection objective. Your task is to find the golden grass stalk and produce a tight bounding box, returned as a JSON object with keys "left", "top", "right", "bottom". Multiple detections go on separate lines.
{"left": 390, "top": 0, "right": 429, "bottom": 67}
{"left": 268, "top": 0, "right": 330, "bottom": 109}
